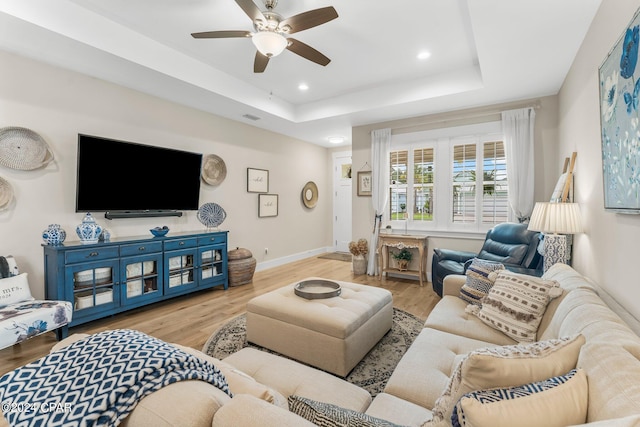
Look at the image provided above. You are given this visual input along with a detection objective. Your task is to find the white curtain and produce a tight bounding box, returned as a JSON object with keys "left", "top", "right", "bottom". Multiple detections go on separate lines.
{"left": 502, "top": 108, "right": 536, "bottom": 222}
{"left": 367, "top": 128, "right": 391, "bottom": 275}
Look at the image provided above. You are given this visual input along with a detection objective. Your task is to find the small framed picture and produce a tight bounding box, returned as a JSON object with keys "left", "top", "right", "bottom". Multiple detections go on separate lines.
{"left": 357, "top": 171, "right": 372, "bottom": 197}
{"left": 258, "top": 194, "right": 278, "bottom": 217}
{"left": 247, "top": 168, "right": 269, "bottom": 193}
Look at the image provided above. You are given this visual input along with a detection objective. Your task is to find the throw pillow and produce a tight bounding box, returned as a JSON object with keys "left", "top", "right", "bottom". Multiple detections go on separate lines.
{"left": 425, "top": 334, "right": 585, "bottom": 426}
{"left": 0, "top": 273, "right": 33, "bottom": 306}
{"left": 459, "top": 258, "right": 505, "bottom": 306}
{"left": 467, "top": 270, "right": 562, "bottom": 342}
{"left": 451, "top": 368, "right": 588, "bottom": 427}
{"left": 288, "top": 395, "right": 408, "bottom": 427}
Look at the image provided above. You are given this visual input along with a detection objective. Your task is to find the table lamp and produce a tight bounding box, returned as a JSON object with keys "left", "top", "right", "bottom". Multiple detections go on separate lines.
{"left": 527, "top": 202, "right": 584, "bottom": 272}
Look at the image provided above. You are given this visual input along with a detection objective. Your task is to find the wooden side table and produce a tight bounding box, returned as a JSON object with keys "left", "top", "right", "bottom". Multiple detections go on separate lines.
{"left": 377, "top": 234, "right": 428, "bottom": 286}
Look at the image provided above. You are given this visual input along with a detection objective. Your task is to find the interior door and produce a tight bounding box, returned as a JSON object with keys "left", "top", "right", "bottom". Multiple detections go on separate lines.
{"left": 333, "top": 151, "right": 352, "bottom": 252}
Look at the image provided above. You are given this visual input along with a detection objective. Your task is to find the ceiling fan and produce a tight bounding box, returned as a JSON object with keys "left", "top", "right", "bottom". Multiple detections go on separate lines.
{"left": 191, "top": 0, "right": 338, "bottom": 73}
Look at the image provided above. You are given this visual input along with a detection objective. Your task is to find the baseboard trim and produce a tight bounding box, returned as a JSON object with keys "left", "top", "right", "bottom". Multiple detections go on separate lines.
{"left": 255, "top": 247, "right": 332, "bottom": 272}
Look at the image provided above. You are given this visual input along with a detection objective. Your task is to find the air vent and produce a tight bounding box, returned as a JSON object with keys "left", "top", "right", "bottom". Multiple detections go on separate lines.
{"left": 242, "top": 114, "right": 261, "bottom": 121}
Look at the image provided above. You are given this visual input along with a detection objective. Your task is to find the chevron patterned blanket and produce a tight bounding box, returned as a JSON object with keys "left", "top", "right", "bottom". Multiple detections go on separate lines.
{"left": 0, "top": 329, "right": 232, "bottom": 426}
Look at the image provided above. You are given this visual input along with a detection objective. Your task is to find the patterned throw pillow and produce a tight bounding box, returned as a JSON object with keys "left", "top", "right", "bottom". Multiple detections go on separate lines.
{"left": 459, "top": 259, "right": 504, "bottom": 306}
{"left": 451, "top": 369, "right": 588, "bottom": 427}
{"left": 467, "top": 270, "right": 562, "bottom": 342}
{"left": 423, "top": 334, "right": 585, "bottom": 427}
{"left": 288, "top": 395, "right": 408, "bottom": 427}
{"left": 0, "top": 273, "right": 34, "bottom": 306}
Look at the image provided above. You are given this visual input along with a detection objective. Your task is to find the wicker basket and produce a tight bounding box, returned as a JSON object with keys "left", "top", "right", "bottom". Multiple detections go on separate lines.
{"left": 228, "top": 247, "right": 256, "bottom": 287}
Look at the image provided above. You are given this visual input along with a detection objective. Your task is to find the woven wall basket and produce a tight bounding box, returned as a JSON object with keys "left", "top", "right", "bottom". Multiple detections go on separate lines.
{"left": 0, "top": 176, "right": 13, "bottom": 211}
{"left": 0, "top": 127, "right": 54, "bottom": 170}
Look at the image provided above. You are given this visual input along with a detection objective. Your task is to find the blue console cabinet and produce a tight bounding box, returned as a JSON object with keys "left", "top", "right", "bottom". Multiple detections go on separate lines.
{"left": 43, "top": 230, "right": 228, "bottom": 327}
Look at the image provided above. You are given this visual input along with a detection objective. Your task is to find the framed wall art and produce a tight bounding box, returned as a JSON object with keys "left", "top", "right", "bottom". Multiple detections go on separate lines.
{"left": 599, "top": 7, "right": 640, "bottom": 213}
{"left": 247, "top": 168, "right": 269, "bottom": 193}
{"left": 357, "top": 171, "right": 372, "bottom": 197}
{"left": 258, "top": 194, "right": 278, "bottom": 217}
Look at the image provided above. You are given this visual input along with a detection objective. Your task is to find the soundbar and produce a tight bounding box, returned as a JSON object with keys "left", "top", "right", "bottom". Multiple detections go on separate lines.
{"left": 104, "top": 210, "right": 183, "bottom": 220}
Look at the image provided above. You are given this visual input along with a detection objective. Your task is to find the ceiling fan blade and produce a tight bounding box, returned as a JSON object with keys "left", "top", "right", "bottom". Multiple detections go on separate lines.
{"left": 235, "top": 0, "right": 265, "bottom": 23}
{"left": 279, "top": 6, "right": 338, "bottom": 34}
{"left": 286, "top": 38, "right": 330, "bottom": 66}
{"left": 254, "top": 51, "right": 270, "bottom": 73}
{"left": 191, "top": 30, "right": 251, "bottom": 39}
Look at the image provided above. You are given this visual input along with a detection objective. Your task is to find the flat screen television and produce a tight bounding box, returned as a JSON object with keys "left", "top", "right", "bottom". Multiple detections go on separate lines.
{"left": 76, "top": 134, "right": 203, "bottom": 218}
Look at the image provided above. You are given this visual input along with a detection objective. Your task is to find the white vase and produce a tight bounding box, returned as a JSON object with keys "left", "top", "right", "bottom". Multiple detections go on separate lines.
{"left": 352, "top": 255, "right": 367, "bottom": 275}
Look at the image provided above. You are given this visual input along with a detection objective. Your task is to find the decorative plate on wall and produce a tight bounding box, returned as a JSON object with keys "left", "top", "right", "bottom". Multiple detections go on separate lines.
{"left": 0, "top": 176, "right": 13, "bottom": 210}
{"left": 201, "top": 154, "right": 227, "bottom": 186}
{"left": 0, "top": 127, "right": 53, "bottom": 170}
{"left": 302, "top": 181, "right": 318, "bottom": 208}
{"left": 197, "top": 202, "right": 227, "bottom": 228}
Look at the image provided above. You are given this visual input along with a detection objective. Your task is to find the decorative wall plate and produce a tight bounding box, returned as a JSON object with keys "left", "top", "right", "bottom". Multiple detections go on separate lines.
{"left": 0, "top": 127, "right": 53, "bottom": 170}
{"left": 201, "top": 154, "right": 227, "bottom": 186}
{"left": 0, "top": 176, "right": 13, "bottom": 210}
{"left": 302, "top": 181, "right": 318, "bottom": 208}
{"left": 197, "top": 202, "right": 227, "bottom": 228}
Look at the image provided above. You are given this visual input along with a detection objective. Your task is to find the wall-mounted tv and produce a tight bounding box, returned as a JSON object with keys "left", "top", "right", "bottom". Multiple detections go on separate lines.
{"left": 76, "top": 134, "right": 203, "bottom": 219}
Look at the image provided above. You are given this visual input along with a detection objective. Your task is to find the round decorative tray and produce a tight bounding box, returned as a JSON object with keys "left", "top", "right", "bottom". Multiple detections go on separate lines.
{"left": 197, "top": 202, "right": 227, "bottom": 228}
{"left": 294, "top": 279, "right": 341, "bottom": 299}
{"left": 0, "top": 127, "right": 53, "bottom": 170}
{"left": 201, "top": 154, "right": 227, "bottom": 186}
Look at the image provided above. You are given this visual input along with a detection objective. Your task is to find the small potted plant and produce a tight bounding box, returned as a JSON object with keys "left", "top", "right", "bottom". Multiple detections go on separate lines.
{"left": 348, "top": 238, "right": 369, "bottom": 275}
{"left": 392, "top": 248, "right": 413, "bottom": 271}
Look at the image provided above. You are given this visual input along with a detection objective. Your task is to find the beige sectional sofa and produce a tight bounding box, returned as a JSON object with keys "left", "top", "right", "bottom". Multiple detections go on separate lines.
{"left": 2, "top": 263, "right": 640, "bottom": 426}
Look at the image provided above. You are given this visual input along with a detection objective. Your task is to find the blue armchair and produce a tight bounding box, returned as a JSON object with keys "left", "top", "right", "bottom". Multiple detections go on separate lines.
{"left": 431, "top": 223, "right": 543, "bottom": 297}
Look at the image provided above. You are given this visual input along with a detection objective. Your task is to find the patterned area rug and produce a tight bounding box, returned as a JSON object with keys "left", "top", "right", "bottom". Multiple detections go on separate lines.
{"left": 317, "top": 252, "right": 352, "bottom": 262}
{"left": 202, "top": 308, "right": 423, "bottom": 397}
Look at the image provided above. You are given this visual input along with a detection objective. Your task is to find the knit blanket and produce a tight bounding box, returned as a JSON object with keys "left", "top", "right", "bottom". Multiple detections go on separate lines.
{"left": 0, "top": 329, "right": 232, "bottom": 426}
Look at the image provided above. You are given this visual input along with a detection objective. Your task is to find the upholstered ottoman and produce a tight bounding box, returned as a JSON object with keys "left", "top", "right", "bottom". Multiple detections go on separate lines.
{"left": 246, "top": 277, "right": 393, "bottom": 377}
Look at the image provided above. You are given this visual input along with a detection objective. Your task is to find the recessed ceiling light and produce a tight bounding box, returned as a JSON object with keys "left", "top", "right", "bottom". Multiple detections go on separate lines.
{"left": 328, "top": 136, "right": 345, "bottom": 144}
{"left": 417, "top": 51, "right": 431, "bottom": 60}
{"left": 298, "top": 83, "right": 309, "bottom": 91}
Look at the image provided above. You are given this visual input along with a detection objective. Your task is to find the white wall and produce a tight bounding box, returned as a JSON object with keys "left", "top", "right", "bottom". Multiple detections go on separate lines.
{"left": 0, "top": 50, "right": 333, "bottom": 299}
{"left": 558, "top": 0, "right": 640, "bottom": 320}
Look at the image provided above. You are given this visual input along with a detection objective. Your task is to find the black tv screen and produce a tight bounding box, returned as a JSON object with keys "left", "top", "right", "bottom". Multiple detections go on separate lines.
{"left": 76, "top": 134, "right": 202, "bottom": 214}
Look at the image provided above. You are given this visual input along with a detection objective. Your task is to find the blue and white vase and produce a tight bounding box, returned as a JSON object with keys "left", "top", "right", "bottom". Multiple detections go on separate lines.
{"left": 76, "top": 212, "right": 103, "bottom": 245}
{"left": 42, "top": 224, "right": 66, "bottom": 245}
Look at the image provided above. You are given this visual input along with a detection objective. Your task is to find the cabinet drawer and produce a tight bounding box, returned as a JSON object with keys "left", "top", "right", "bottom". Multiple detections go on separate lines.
{"left": 120, "top": 241, "right": 163, "bottom": 257}
{"left": 164, "top": 237, "right": 198, "bottom": 251}
{"left": 65, "top": 247, "right": 119, "bottom": 264}
{"left": 198, "top": 234, "right": 227, "bottom": 246}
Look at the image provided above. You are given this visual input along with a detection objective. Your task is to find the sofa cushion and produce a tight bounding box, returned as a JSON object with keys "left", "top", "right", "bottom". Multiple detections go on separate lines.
{"left": 429, "top": 334, "right": 585, "bottom": 424}
{"left": 366, "top": 393, "right": 434, "bottom": 427}
{"left": 424, "top": 296, "right": 517, "bottom": 346}
{"left": 0, "top": 299, "right": 72, "bottom": 350}
{"left": 212, "top": 394, "right": 316, "bottom": 427}
{"left": 468, "top": 271, "right": 562, "bottom": 342}
{"left": 459, "top": 259, "right": 504, "bottom": 306}
{"left": 0, "top": 273, "right": 33, "bottom": 306}
{"left": 223, "top": 348, "right": 371, "bottom": 412}
{"left": 384, "top": 328, "right": 499, "bottom": 409}
{"left": 451, "top": 368, "right": 588, "bottom": 427}
{"left": 288, "top": 395, "right": 407, "bottom": 427}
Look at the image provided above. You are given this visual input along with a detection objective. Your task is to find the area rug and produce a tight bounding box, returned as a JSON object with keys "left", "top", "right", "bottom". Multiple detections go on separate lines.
{"left": 202, "top": 308, "right": 423, "bottom": 397}
{"left": 317, "top": 252, "right": 352, "bottom": 262}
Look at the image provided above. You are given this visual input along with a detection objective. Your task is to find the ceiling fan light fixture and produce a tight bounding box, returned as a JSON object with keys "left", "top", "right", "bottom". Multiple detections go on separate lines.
{"left": 252, "top": 31, "right": 287, "bottom": 57}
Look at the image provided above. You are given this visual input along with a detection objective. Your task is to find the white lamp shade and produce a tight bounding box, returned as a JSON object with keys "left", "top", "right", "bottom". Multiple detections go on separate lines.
{"left": 528, "top": 202, "right": 584, "bottom": 234}
{"left": 252, "top": 31, "right": 288, "bottom": 57}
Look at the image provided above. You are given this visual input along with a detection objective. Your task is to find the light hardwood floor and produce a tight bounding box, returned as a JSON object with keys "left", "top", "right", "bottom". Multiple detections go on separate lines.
{"left": 0, "top": 255, "right": 441, "bottom": 375}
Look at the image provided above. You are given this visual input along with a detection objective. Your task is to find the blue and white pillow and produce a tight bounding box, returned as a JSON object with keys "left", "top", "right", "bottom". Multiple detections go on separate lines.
{"left": 459, "top": 258, "right": 504, "bottom": 306}
{"left": 451, "top": 369, "right": 588, "bottom": 427}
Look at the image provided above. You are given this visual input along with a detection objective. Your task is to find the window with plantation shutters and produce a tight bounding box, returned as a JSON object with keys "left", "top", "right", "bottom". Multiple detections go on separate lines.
{"left": 389, "top": 150, "right": 408, "bottom": 221}
{"left": 452, "top": 143, "right": 476, "bottom": 224}
{"left": 388, "top": 121, "right": 509, "bottom": 232}
{"left": 414, "top": 147, "right": 434, "bottom": 222}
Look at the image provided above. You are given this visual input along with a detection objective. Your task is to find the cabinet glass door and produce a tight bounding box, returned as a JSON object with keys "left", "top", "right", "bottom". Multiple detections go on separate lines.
{"left": 199, "top": 246, "right": 226, "bottom": 289}
{"left": 165, "top": 250, "right": 196, "bottom": 294}
{"left": 121, "top": 253, "right": 163, "bottom": 305}
{"left": 67, "top": 260, "right": 119, "bottom": 315}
